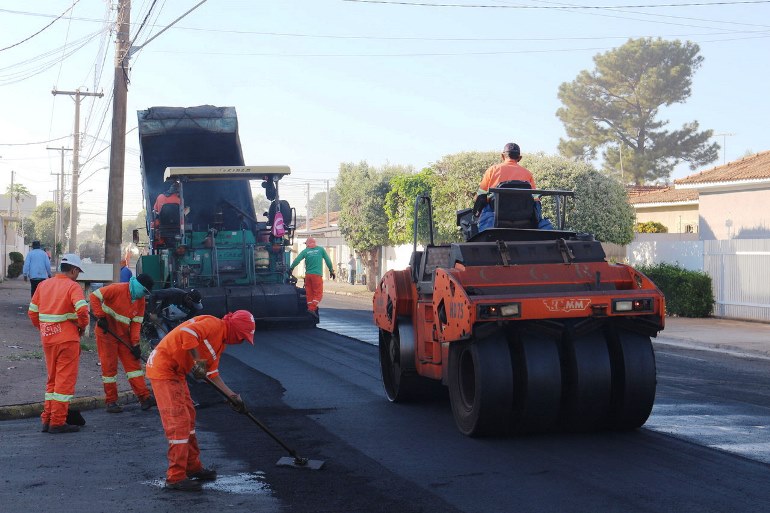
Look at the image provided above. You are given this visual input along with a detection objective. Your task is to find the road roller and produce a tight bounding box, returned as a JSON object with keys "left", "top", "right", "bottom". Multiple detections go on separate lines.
{"left": 373, "top": 187, "right": 665, "bottom": 436}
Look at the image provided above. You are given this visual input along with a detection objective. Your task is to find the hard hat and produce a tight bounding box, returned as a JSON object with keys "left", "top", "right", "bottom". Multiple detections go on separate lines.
{"left": 59, "top": 254, "right": 84, "bottom": 273}
{"left": 223, "top": 310, "right": 255, "bottom": 345}
{"left": 305, "top": 237, "right": 317, "bottom": 248}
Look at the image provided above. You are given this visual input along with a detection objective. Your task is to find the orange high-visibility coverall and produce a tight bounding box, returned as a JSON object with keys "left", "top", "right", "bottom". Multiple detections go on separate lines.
{"left": 90, "top": 283, "right": 151, "bottom": 404}
{"left": 145, "top": 315, "right": 227, "bottom": 484}
{"left": 28, "top": 274, "right": 89, "bottom": 429}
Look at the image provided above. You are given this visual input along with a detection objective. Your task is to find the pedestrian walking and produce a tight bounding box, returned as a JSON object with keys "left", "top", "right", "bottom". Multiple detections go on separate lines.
{"left": 90, "top": 274, "right": 156, "bottom": 413}
{"left": 289, "top": 237, "right": 335, "bottom": 319}
{"left": 22, "top": 240, "right": 52, "bottom": 296}
{"left": 27, "top": 254, "right": 89, "bottom": 434}
{"left": 145, "top": 311, "right": 255, "bottom": 491}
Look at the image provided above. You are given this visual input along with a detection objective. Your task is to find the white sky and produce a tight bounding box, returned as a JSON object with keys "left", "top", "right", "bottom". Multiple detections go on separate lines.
{"left": 1, "top": 0, "right": 768, "bottom": 231}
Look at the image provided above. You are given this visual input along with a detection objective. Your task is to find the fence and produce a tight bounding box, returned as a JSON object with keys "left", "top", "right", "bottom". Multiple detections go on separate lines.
{"left": 703, "top": 240, "right": 770, "bottom": 322}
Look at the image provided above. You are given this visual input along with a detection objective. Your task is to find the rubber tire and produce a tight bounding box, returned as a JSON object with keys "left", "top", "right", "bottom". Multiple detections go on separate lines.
{"left": 560, "top": 329, "right": 613, "bottom": 431}
{"left": 607, "top": 328, "right": 657, "bottom": 430}
{"left": 510, "top": 333, "right": 562, "bottom": 433}
{"left": 448, "top": 333, "right": 513, "bottom": 437}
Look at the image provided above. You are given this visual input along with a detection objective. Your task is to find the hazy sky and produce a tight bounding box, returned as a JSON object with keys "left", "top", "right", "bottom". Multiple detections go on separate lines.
{"left": 1, "top": 0, "right": 768, "bottom": 230}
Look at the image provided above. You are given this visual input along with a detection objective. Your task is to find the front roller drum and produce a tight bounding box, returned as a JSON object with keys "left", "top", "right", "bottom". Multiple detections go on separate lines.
{"left": 448, "top": 332, "right": 513, "bottom": 436}
{"left": 510, "top": 333, "right": 562, "bottom": 433}
{"left": 379, "top": 320, "right": 431, "bottom": 402}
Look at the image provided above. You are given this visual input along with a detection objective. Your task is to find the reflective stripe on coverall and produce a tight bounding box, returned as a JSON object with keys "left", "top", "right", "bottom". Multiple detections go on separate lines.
{"left": 145, "top": 316, "right": 227, "bottom": 483}
{"left": 90, "top": 283, "right": 150, "bottom": 403}
{"left": 28, "top": 274, "right": 89, "bottom": 428}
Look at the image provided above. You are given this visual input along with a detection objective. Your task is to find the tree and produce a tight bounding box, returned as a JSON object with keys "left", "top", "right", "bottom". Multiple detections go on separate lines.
{"left": 384, "top": 168, "right": 436, "bottom": 246}
{"left": 5, "top": 183, "right": 31, "bottom": 217}
{"left": 526, "top": 153, "right": 635, "bottom": 245}
{"left": 337, "top": 161, "right": 407, "bottom": 290}
{"left": 122, "top": 210, "right": 148, "bottom": 244}
{"left": 429, "top": 151, "right": 499, "bottom": 242}
{"left": 557, "top": 38, "right": 719, "bottom": 184}
{"left": 253, "top": 196, "right": 271, "bottom": 219}
{"left": 30, "top": 201, "right": 70, "bottom": 250}
{"left": 635, "top": 221, "right": 668, "bottom": 233}
{"left": 309, "top": 187, "right": 340, "bottom": 219}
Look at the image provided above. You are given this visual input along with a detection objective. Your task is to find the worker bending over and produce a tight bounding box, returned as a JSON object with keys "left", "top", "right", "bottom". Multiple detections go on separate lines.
{"left": 145, "top": 311, "right": 255, "bottom": 492}
{"left": 90, "top": 274, "right": 156, "bottom": 413}
{"left": 28, "top": 254, "right": 89, "bottom": 434}
{"left": 290, "top": 237, "right": 335, "bottom": 319}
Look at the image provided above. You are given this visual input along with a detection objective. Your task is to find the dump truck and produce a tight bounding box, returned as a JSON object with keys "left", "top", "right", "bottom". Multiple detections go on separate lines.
{"left": 373, "top": 186, "right": 665, "bottom": 436}
{"left": 136, "top": 105, "right": 315, "bottom": 325}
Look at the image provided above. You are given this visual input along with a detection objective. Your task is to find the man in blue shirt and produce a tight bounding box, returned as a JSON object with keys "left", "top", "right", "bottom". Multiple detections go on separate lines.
{"left": 22, "top": 240, "right": 52, "bottom": 296}
{"left": 119, "top": 259, "right": 133, "bottom": 282}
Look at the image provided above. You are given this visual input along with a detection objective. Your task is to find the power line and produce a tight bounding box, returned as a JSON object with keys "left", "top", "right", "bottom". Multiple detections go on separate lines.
{"left": 343, "top": 0, "right": 770, "bottom": 7}
{"left": 0, "top": 135, "right": 70, "bottom": 146}
{"left": 0, "top": 0, "right": 81, "bottom": 52}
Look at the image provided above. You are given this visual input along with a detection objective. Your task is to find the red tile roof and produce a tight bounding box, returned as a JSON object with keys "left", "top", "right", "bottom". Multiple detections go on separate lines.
{"left": 675, "top": 150, "right": 770, "bottom": 185}
{"left": 628, "top": 187, "right": 698, "bottom": 205}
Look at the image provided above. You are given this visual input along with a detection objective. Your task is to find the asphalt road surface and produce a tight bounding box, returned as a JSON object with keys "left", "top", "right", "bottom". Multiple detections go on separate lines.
{"left": 2, "top": 294, "right": 770, "bottom": 512}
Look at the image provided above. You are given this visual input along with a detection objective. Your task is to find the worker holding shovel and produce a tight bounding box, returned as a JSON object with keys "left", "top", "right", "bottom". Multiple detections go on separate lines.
{"left": 90, "top": 274, "right": 156, "bottom": 413}
{"left": 145, "top": 311, "right": 255, "bottom": 492}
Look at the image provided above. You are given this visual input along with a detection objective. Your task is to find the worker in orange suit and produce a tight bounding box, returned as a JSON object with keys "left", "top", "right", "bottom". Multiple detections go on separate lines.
{"left": 475, "top": 142, "right": 537, "bottom": 231}
{"left": 28, "top": 254, "right": 89, "bottom": 434}
{"left": 289, "top": 237, "right": 335, "bottom": 320}
{"left": 145, "top": 311, "right": 255, "bottom": 492}
{"left": 90, "top": 273, "right": 156, "bottom": 413}
{"left": 153, "top": 180, "right": 181, "bottom": 216}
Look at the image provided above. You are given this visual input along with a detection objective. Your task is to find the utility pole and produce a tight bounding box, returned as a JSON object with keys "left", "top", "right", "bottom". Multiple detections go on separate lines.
{"left": 325, "top": 180, "right": 330, "bottom": 228}
{"left": 306, "top": 182, "right": 310, "bottom": 233}
{"left": 105, "top": 0, "right": 131, "bottom": 282}
{"left": 52, "top": 89, "right": 103, "bottom": 253}
{"left": 47, "top": 146, "right": 72, "bottom": 254}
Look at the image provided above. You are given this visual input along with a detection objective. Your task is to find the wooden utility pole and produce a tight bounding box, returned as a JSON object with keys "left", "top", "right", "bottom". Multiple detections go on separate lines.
{"left": 51, "top": 89, "right": 103, "bottom": 253}
{"left": 105, "top": 0, "right": 131, "bottom": 282}
{"left": 46, "top": 146, "right": 72, "bottom": 254}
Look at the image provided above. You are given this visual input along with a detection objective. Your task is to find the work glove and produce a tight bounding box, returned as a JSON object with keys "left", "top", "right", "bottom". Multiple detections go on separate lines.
{"left": 330, "top": 271, "right": 336, "bottom": 280}
{"left": 191, "top": 360, "right": 207, "bottom": 380}
{"left": 97, "top": 317, "right": 109, "bottom": 333}
{"left": 129, "top": 344, "right": 142, "bottom": 361}
{"left": 229, "top": 394, "right": 246, "bottom": 413}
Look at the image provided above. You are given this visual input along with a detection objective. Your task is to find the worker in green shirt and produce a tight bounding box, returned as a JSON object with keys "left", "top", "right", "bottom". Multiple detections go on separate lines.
{"left": 290, "top": 237, "right": 335, "bottom": 319}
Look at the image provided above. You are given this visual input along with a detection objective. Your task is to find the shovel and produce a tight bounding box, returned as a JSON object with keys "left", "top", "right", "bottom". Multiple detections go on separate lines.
{"left": 203, "top": 376, "right": 324, "bottom": 470}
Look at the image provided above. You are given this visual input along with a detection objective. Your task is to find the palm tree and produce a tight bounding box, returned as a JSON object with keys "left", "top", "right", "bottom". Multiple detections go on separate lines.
{"left": 6, "top": 183, "right": 31, "bottom": 219}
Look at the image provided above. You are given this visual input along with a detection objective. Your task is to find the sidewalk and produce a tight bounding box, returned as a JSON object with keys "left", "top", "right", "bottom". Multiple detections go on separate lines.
{"left": 0, "top": 277, "right": 134, "bottom": 420}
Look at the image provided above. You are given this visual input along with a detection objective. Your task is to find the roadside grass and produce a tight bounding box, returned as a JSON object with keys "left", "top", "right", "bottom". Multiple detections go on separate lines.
{"left": 5, "top": 350, "right": 44, "bottom": 361}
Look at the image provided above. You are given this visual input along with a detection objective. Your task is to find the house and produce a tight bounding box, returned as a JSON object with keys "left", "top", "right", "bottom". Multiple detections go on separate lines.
{"left": 628, "top": 185, "right": 699, "bottom": 234}
{"left": 675, "top": 150, "right": 770, "bottom": 240}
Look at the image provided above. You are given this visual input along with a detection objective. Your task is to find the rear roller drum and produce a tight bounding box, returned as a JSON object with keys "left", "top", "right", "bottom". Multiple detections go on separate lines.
{"left": 560, "top": 330, "right": 613, "bottom": 431}
{"left": 510, "top": 333, "right": 562, "bottom": 433}
{"left": 448, "top": 332, "right": 513, "bottom": 436}
{"left": 607, "top": 329, "right": 657, "bottom": 430}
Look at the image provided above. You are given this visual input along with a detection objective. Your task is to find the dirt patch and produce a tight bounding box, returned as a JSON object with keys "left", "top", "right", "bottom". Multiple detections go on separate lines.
{"left": 0, "top": 277, "right": 135, "bottom": 409}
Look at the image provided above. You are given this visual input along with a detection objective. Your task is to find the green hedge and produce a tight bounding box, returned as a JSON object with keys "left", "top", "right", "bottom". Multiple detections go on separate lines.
{"left": 637, "top": 263, "right": 714, "bottom": 317}
{"left": 9, "top": 251, "right": 23, "bottom": 263}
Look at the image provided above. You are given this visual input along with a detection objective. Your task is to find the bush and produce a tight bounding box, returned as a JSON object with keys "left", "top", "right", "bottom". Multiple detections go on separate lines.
{"left": 9, "top": 251, "right": 24, "bottom": 263}
{"left": 634, "top": 221, "right": 668, "bottom": 233}
{"left": 7, "top": 262, "right": 23, "bottom": 278}
{"left": 637, "top": 262, "right": 714, "bottom": 317}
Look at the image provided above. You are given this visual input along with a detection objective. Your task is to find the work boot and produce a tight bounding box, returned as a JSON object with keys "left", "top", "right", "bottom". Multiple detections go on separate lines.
{"left": 105, "top": 402, "right": 123, "bottom": 413}
{"left": 41, "top": 423, "right": 49, "bottom": 433}
{"left": 49, "top": 424, "right": 80, "bottom": 434}
{"left": 140, "top": 395, "right": 156, "bottom": 411}
{"left": 165, "top": 478, "right": 203, "bottom": 492}
{"left": 188, "top": 467, "right": 217, "bottom": 481}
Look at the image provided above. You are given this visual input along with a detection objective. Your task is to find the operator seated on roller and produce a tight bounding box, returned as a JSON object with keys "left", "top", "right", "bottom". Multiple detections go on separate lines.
{"left": 474, "top": 142, "right": 548, "bottom": 231}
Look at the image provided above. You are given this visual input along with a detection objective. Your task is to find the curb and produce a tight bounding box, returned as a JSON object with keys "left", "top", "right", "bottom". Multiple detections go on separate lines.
{"left": 0, "top": 391, "right": 135, "bottom": 421}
